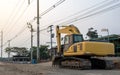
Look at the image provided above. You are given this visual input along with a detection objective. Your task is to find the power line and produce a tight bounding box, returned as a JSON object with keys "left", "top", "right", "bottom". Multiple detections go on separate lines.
{"left": 2, "top": 0, "right": 22, "bottom": 31}
{"left": 29, "top": 0, "right": 66, "bottom": 24}
{"left": 2, "top": 41, "right": 8, "bottom": 48}
{"left": 58, "top": 0, "right": 120, "bottom": 25}
{"left": 3, "top": 0, "right": 120, "bottom": 50}
{"left": 33, "top": 0, "right": 120, "bottom": 47}
{"left": 2, "top": 0, "right": 35, "bottom": 49}
{"left": 2, "top": 25, "right": 48, "bottom": 48}
{"left": 4, "top": 2, "right": 32, "bottom": 38}
{"left": 11, "top": 0, "right": 119, "bottom": 46}
{"left": 40, "top": 0, "right": 65, "bottom": 17}
{"left": 18, "top": 27, "right": 49, "bottom": 47}
{"left": 70, "top": 3, "right": 120, "bottom": 25}
{"left": 0, "top": 0, "right": 26, "bottom": 53}
{"left": 21, "top": 0, "right": 115, "bottom": 47}
{"left": 42, "top": 0, "right": 116, "bottom": 26}
{"left": 2, "top": 23, "right": 48, "bottom": 49}
{"left": 4, "top": 0, "right": 108, "bottom": 42}
{"left": 3, "top": 0, "right": 35, "bottom": 41}
{"left": 2, "top": 25, "right": 27, "bottom": 48}
{"left": 3, "top": 0, "right": 26, "bottom": 33}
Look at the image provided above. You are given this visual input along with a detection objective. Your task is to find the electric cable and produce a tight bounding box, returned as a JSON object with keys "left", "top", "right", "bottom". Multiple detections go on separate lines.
{"left": 29, "top": 0, "right": 66, "bottom": 23}
{"left": 41, "top": 0, "right": 118, "bottom": 27}
{"left": 3, "top": 0, "right": 34, "bottom": 40}
{"left": 59, "top": 1, "right": 120, "bottom": 25}
{"left": 3, "top": 0, "right": 26, "bottom": 34}
{"left": 3, "top": 0, "right": 120, "bottom": 49}
{"left": 2, "top": 0, "right": 21, "bottom": 31}
{"left": 58, "top": 0, "right": 120, "bottom": 25}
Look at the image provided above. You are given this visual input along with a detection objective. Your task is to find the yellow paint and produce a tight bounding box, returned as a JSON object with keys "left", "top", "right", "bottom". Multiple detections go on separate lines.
{"left": 64, "top": 42, "right": 114, "bottom": 56}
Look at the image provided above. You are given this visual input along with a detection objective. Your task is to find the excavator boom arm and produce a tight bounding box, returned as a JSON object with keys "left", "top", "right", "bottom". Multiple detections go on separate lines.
{"left": 56, "top": 25, "right": 80, "bottom": 54}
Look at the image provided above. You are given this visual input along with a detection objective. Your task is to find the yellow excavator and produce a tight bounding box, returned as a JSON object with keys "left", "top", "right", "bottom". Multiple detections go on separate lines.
{"left": 52, "top": 25, "right": 115, "bottom": 69}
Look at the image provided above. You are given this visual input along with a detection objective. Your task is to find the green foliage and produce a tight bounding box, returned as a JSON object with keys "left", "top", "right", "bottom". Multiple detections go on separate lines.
{"left": 87, "top": 27, "right": 98, "bottom": 39}
{"left": 31, "top": 45, "right": 50, "bottom": 60}
{"left": 5, "top": 45, "right": 50, "bottom": 60}
{"left": 31, "top": 46, "right": 37, "bottom": 59}
{"left": 5, "top": 47, "right": 29, "bottom": 56}
{"left": 40, "top": 45, "right": 50, "bottom": 60}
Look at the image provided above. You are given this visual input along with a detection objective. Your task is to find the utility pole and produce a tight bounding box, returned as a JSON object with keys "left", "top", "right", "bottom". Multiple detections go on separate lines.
{"left": 48, "top": 25, "right": 54, "bottom": 56}
{"left": 1, "top": 31, "right": 3, "bottom": 58}
{"left": 27, "top": 0, "right": 40, "bottom": 62}
{"left": 28, "top": 0, "right": 65, "bottom": 62}
{"left": 28, "top": 0, "right": 30, "bottom": 5}
{"left": 37, "top": 0, "right": 40, "bottom": 62}
{"left": 107, "top": 29, "right": 110, "bottom": 42}
{"left": 8, "top": 40, "right": 11, "bottom": 58}
{"left": 27, "top": 23, "right": 34, "bottom": 63}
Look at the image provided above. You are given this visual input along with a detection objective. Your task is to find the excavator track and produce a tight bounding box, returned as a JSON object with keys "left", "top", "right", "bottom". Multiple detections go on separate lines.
{"left": 52, "top": 56, "right": 115, "bottom": 70}
{"left": 60, "top": 58, "right": 91, "bottom": 69}
{"left": 90, "top": 58, "right": 114, "bottom": 69}
{"left": 52, "top": 56, "right": 91, "bottom": 69}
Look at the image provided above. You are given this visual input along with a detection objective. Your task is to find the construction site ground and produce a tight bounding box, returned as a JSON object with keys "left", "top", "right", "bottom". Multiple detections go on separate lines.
{"left": 0, "top": 61, "right": 120, "bottom": 75}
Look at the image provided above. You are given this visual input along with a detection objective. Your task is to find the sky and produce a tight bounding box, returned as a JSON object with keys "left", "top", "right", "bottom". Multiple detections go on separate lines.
{"left": 0, "top": 0, "right": 120, "bottom": 57}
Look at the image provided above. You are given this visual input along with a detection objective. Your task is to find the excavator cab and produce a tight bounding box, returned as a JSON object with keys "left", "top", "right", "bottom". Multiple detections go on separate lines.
{"left": 63, "top": 34, "right": 83, "bottom": 52}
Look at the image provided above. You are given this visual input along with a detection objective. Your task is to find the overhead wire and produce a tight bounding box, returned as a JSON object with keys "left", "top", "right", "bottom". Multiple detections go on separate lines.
{"left": 40, "top": 0, "right": 117, "bottom": 27}
{"left": 2, "top": 0, "right": 34, "bottom": 48}
{"left": 18, "top": 0, "right": 119, "bottom": 47}
{"left": 2, "top": 25, "right": 28, "bottom": 48}
{"left": 3, "top": 0, "right": 120, "bottom": 48}
{"left": 2, "top": 25, "right": 27, "bottom": 48}
{"left": 20, "top": 0, "right": 66, "bottom": 46}
{"left": 18, "top": 0, "right": 66, "bottom": 47}
{"left": 4, "top": 1, "right": 30, "bottom": 38}
{"left": 3, "top": 0, "right": 26, "bottom": 34}
{"left": 35, "top": 0, "right": 120, "bottom": 47}
{"left": 3, "top": 0, "right": 35, "bottom": 47}
{"left": 58, "top": 0, "right": 120, "bottom": 25}
{"left": 19, "top": 32, "right": 49, "bottom": 47}
{"left": 45, "top": 0, "right": 110, "bottom": 26}
{"left": 2, "top": 0, "right": 21, "bottom": 31}
{"left": 29, "top": 0, "right": 66, "bottom": 24}
{"left": 1, "top": 0, "right": 26, "bottom": 49}
{"left": 32, "top": 0, "right": 116, "bottom": 30}
{"left": 3, "top": 0, "right": 35, "bottom": 40}
{"left": 9, "top": 26, "right": 27, "bottom": 41}
{"left": 40, "top": 0, "right": 65, "bottom": 17}
{"left": 9, "top": 23, "right": 49, "bottom": 47}
{"left": 18, "top": 27, "right": 49, "bottom": 47}
{"left": 69, "top": 2, "right": 120, "bottom": 24}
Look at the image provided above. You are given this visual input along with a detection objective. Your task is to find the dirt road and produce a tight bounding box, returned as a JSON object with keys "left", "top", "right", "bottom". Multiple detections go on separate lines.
{"left": 0, "top": 62, "right": 120, "bottom": 75}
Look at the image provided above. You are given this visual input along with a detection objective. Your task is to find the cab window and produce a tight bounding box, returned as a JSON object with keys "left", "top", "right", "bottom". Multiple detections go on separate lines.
{"left": 73, "top": 35, "right": 83, "bottom": 43}
{"left": 64, "top": 36, "right": 70, "bottom": 44}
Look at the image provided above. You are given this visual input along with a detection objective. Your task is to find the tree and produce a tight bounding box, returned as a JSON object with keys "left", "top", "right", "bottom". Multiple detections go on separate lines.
{"left": 86, "top": 27, "right": 98, "bottom": 39}
{"left": 39, "top": 45, "right": 50, "bottom": 60}
{"left": 5, "top": 47, "right": 29, "bottom": 56}
{"left": 31, "top": 45, "right": 50, "bottom": 60}
{"left": 5, "top": 47, "right": 11, "bottom": 58}
{"left": 31, "top": 46, "right": 37, "bottom": 59}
